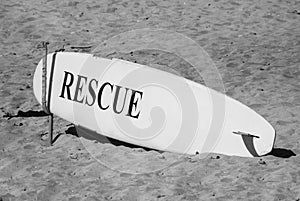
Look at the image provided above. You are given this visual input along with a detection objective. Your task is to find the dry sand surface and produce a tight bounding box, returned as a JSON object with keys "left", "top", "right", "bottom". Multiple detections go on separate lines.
{"left": 1, "top": 0, "right": 300, "bottom": 200}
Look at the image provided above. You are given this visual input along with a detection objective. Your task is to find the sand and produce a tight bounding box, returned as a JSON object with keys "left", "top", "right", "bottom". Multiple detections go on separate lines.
{"left": 0, "top": 0, "right": 300, "bottom": 200}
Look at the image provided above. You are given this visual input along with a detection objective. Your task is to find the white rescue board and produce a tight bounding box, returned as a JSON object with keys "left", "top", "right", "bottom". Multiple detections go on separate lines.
{"left": 33, "top": 52, "right": 275, "bottom": 157}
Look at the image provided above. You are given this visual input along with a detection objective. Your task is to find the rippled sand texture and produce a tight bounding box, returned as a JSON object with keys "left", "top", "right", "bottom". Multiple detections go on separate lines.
{"left": 1, "top": 0, "right": 300, "bottom": 200}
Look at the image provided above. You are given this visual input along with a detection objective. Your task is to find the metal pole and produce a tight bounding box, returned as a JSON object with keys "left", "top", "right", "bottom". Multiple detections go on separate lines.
{"left": 42, "top": 41, "right": 49, "bottom": 114}
{"left": 49, "top": 114, "right": 53, "bottom": 146}
{"left": 41, "top": 41, "right": 53, "bottom": 146}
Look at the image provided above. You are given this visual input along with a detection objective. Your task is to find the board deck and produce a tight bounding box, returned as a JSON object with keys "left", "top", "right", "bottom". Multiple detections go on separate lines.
{"left": 33, "top": 52, "right": 275, "bottom": 157}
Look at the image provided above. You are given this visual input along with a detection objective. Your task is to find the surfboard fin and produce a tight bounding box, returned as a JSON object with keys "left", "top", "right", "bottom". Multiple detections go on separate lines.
{"left": 233, "top": 131, "right": 260, "bottom": 138}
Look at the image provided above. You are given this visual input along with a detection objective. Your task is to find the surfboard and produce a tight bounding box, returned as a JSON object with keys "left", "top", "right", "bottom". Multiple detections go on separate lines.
{"left": 33, "top": 52, "right": 275, "bottom": 157}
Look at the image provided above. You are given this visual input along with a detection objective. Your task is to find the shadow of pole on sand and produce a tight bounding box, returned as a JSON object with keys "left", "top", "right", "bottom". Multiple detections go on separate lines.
{"left": 3, "top": 110, "right": 48, "bottom": 120}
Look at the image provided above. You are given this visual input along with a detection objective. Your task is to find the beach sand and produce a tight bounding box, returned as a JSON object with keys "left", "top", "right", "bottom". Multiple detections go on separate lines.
{"left": 0, "top": 0, "right": 299, "bottom": 200}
